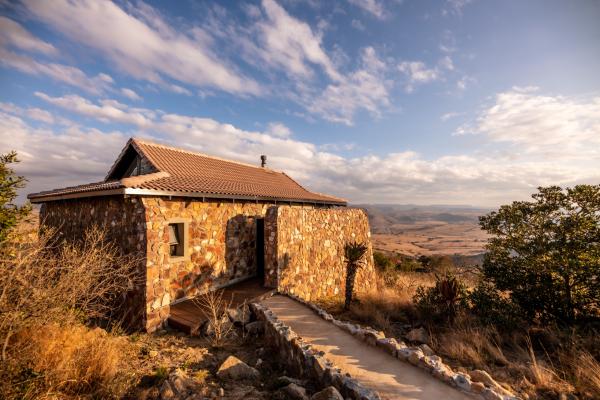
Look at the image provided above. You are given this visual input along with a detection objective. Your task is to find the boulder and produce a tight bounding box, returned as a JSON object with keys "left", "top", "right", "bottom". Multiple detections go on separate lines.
{"left": 470, "top": 369, "right": 515, "bottom": 397}
{"left": 311, "top": 386, "right": 344, "bottom": 400}
{"left": 405, "top": 327, "right": 429, "bottom": 344}
{"left": 227, "top": 305, "right": 251, "bottom": 325}
{"left": 282, "top": 383, "right": 309, "bottom": 400}
{"left": 245, "top": 321, "right": 265, "bottom": 335}
{"left": 452, "top": 373, "right": 472, "bottom": 391}
{"left": 275, "top": 375, "right": 305, "bottom": 387}
{"left": 216, "top": 355, "right": 260, "bottom": 380}
{"left": 419, "top": 344, "right": 435, "bottom": 356}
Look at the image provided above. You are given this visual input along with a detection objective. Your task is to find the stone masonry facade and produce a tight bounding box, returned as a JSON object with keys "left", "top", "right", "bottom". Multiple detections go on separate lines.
{"left": 142, "top": 197, "right": 276, "bottom": 331}
{"left": 40, "top": 197, "right": 373, "bottom": 332}
{"left": 264, "top": 206, "right": 376, "bottom": 302}
{"left": 39, "top": 196, "right": 148, "bottom": 329}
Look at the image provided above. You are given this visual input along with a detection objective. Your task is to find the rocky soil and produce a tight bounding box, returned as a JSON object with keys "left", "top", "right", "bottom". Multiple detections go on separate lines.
{"left": 123, "top": 317, "right": 340, "bottom": 400}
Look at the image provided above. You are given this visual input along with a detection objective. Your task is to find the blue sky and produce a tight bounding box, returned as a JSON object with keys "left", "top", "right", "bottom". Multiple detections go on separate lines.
{"left": 1, "top": 0, "right": 599, "bottom": 206}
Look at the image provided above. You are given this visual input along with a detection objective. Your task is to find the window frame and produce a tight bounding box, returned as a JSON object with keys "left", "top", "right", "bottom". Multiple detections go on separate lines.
{"left": 166, "top": 218, "right": 190, "bottom": 262}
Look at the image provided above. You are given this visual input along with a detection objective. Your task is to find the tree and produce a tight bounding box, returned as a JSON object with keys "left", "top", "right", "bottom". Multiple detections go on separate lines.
{"left": 479, "top": 185, "right": 600, "bottom": 323}
{"left": 344, "top": 241, "right": 369, "bottom": 309}
{"left": 0, "top": 151, "right": 30, "bottom": 242}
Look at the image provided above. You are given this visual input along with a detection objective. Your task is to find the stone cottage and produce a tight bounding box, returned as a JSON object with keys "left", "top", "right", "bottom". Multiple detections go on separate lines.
{"left": 29, "top": 138, "right": 376, "bottom": 331}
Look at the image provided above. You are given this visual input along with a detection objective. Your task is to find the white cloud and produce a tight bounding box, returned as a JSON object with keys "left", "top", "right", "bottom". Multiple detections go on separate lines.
{"left": 351, "top": 19, "right": 366, "bottom": 31}
{"left": 456, "top": 88, "right": 600, "bottom": 160}
{"left": 398, "top": 61, "right": 439, "bottom": 92}
{"left": 456, "top": 75, "right": 475, "bottom": 91}
{"left": 23, "top": 0, "right": 261, "bottom": 95}
{"left": 441, "top": 112, "right": 462, "bottom": 121}
{"left": 254, "top": 0, "right": 341, "bottom": 81}
{"left": 266, "top": 122, "right": 292, "bottom": 138}
{"left": 348, "top": 0, "right": 386, "bottom": 20}
{"left": 35, "top": 92, "right": 153, "bottom": 128}
{"left": 0, "top": 16, "right": 57, "bottom": 55}
{"left": 0, "top": 48, "right": 114, "bottom": 94}
{"left": 439, "top": 55, "right": 454, "bottom": 71}
{"left": 4, "top": 89, "right": 600, "bottom": 206}
{"left": 120, "top": 88, "right": 142, "bottom": 101}
{"left": 306, "top": 47, "right": 391, "bottom": 125}
{"left": 442, "top": 0, "right": 473, "bottom": 16}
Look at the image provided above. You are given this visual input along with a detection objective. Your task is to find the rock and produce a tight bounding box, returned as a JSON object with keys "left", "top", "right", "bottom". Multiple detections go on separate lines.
{"left": 453, "top": 373, "right": 472, "bottom": 391}
{"left": 227, "top": 305, "right": 251, "bottom": 325}
{"left": 216, "top": 355, "right": 260, "bottom": 380}
{"left": 408, "top": 348, "right": 424, "bottom": 366}
{"left": 419, "top": 344, "right": 434, "bottom": 356}
{"left": 311, "top": 386, "right": 344, "bottom": 400}
{"left": 275, "top": 375, "right": 305, "bottom": 387}
{"left": 245, "top": 321, "right": 265, "bottom": 335}
{"left": 159, "top": 380, "right": 175, "bottom": 400}
{"left": 482, "top": 388, "right": 504, "bottom": 400}
{"left": 470, "top": 369, "right": 515, "bottom": 397}
{"left": 471, "top": 381, "right": 486, "bottom": 393}
{"left": 202, "top": 315, "right": 233, "bottom": 336}
{"left": 432, "top": 365, "right": 455, "bottom": 383}
{"left": 282, "top": 383, "right": 309, "bottom": 400}
{"left": 149, "top": 350, "right": 159, "bottom": 358}
{"left": 405, "top": 327, "right": 429, "bottom": 344}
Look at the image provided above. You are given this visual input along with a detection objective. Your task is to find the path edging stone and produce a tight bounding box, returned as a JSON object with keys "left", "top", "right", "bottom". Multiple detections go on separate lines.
{"left": 284, "top": 293, "right": 520, "bottom": 400}
{"left": 250, "top": 302, "right": 381, "bottom": 400}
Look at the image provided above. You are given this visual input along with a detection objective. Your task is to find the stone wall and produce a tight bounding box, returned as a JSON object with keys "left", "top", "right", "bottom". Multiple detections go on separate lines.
{"left": 264, "top": 206, "right": 376, "bottom": 301}
{"left": 143, "top": 197, "right": 275, "bottom": 331}
{"left": 39, "top": 196, "right": 147, "bottom": 329}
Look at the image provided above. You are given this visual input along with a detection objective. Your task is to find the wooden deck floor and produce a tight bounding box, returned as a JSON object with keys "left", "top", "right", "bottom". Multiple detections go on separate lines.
{"left": 167, "top": 277, "right": 274, "bottom": 334}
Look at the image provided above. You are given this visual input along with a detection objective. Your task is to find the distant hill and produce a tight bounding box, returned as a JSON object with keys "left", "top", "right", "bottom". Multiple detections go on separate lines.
{"left": 352, "top": 204, "right": 491, "bottom": 234}
{"left": 354, "top": 204, "right": 491, "bottom": 257}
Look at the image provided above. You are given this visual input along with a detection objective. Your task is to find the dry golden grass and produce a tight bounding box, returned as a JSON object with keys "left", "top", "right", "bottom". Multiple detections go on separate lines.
{"left": 4, "top": 322, "right": 132, "bottom": 399}
{"left": 0, "top": 223, "right": 141, "bottom": 399}
{"left": 321, "top": 269, "right": 600, "bottom": 399}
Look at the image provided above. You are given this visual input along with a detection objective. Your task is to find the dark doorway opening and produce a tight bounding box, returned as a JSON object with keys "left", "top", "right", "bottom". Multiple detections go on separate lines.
{"left": 256, "top": 218, "right": 265, "bottom": 285}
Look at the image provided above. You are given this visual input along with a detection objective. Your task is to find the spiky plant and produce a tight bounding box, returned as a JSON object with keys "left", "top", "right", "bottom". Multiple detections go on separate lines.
{"left": 344, "top": 241, "right": 369, "bottom": 310}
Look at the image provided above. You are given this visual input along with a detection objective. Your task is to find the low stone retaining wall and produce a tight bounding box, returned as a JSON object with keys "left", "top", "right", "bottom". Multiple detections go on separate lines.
{"left": 250, "top": 302, "right": 381, "bottom": 400}
{"left": 285, "top": 294, "right": 519, "bottom": 400}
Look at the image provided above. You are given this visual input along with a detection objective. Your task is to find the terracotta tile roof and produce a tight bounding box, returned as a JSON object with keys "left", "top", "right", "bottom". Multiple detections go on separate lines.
{"left": 29, "top": 138, "right": 346, "bottom": 205}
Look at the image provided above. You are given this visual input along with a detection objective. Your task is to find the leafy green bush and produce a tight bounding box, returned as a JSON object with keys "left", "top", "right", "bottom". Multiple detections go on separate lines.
{"left": 414, "top": 273, "right": 469, "bottom": 322}
{"left": 0, "top": 152, "right": 31, "bottom": 242}
{"left": 468, "top": 282, "right": 523, "bottom": 329}
{"left": 373, "top": 251, "right": 394, "bottom": 272}
{"left": 479, "top": 185, "right": 600, "bottom": 324}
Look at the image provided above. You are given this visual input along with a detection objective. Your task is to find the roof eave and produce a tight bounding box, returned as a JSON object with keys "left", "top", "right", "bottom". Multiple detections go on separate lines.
{"left": 28, "top": 187, "right": 347, "bottom": 206}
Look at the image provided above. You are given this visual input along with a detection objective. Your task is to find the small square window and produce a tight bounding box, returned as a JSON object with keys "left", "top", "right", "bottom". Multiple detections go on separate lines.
{"left": 168, "top": 223, "right": 185, "bottom": 257}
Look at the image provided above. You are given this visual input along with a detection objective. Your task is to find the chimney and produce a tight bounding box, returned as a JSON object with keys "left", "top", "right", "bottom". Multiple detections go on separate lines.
{"left": 260, "top": 155, "right": 267, "bottom": 168}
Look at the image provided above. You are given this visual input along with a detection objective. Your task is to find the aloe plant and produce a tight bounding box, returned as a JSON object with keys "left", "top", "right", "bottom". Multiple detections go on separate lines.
{"left": 344, "top": 241, "right": 369, "bottom": 310}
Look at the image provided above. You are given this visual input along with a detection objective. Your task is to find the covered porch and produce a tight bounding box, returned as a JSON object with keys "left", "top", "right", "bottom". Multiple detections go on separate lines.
{"left": 167, "top": 277, "right": 274, "bottom": 334}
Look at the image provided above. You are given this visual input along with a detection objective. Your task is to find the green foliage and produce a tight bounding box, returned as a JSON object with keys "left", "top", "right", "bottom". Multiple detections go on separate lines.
{"left": 344, "top": 241, "right": 369, "bottom": 310}
{"left": 373, "top": 251, "right": 393, "bottom": 272}
{"left": 468, "top": 282, "right": 523, "bottom": 329}
{"left": 479, "top": 185, "right": 600, "bottom": 324}
{"left": 0, "top": 151, "right": 30, "bottom": 242}
{"left": 414, "top": 272, "right": 469, "bottom": 322}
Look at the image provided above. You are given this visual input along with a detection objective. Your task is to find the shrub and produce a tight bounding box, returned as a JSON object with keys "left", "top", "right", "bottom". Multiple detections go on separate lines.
{"left": 0, "top": 151, "right": 31, "bottom": 243}
{"left": 0, "top": 225, "right": 141, "bottom": 399}
{"left": 414, "top": 272, "right": 469, "bottom": 322}
{"left": 479, "top": 185, "right": 600, "bottom": 323}
{"left": 373, "top": 251, "right": 394, "bottom": 272}
{"left": 469, "top": 282, "right": 523, "bottom": 329}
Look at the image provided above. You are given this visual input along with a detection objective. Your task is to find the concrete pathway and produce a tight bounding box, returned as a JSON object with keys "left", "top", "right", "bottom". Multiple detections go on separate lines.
{"left": 262, "top": 295, "right": 472, "bottom": 400}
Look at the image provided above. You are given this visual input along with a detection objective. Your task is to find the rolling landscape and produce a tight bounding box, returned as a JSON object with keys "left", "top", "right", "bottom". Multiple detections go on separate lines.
{"left": 358, "top": 204, "right": 490, "bottom": 259}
